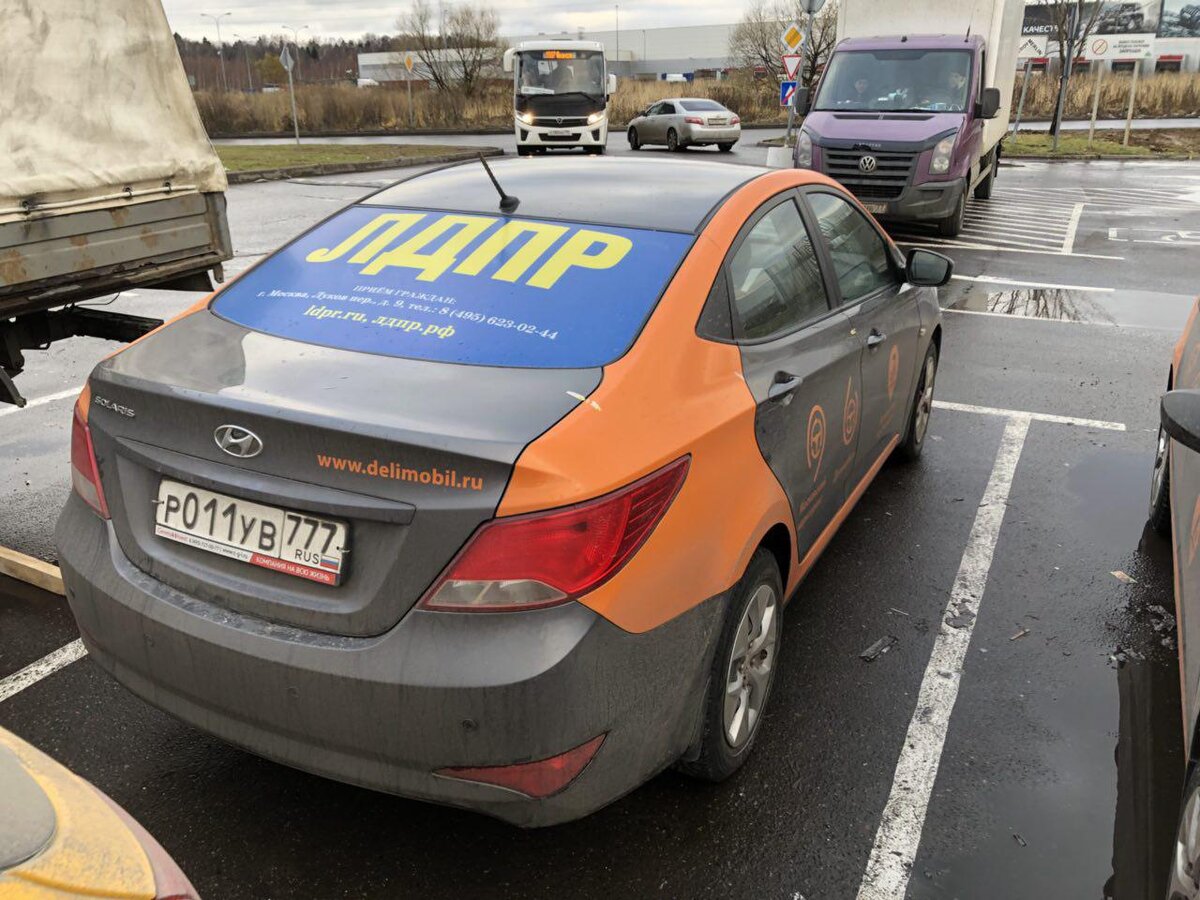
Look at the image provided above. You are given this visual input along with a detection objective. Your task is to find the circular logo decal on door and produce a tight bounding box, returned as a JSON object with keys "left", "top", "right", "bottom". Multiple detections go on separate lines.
{"left": 842, "top": 377, "right": 859, "bottom": 446}
{"left": 807, "top": 405, "right": 827, "bottom": 480}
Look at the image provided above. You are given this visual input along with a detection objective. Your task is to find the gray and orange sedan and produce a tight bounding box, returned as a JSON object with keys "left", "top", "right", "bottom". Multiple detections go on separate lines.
{"left": 57, "top": 157, "right": 948, "bottom": 826}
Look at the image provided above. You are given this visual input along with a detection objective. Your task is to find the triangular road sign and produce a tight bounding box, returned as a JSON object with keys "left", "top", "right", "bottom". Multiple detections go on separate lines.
{"left": 782, "top": 54, "right": 802, "bottom": 80}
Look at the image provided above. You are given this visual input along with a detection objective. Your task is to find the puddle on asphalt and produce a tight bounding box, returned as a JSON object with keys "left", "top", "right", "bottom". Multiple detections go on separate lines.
{"left": 944, "top": 283, "right": 1195, "bottom": 331}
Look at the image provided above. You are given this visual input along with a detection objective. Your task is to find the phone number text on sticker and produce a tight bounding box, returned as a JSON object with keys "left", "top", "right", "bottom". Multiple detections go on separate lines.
{"left": 211, "top": 205, "right": 695, "bottom": 369}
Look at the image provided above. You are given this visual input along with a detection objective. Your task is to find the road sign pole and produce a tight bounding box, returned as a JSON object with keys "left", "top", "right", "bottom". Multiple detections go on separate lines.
{"left": 287, "top": 67, "right": 300, "bottom": 144}
{"left": 1012, "top": 58, "right": 1032, "bottom": 137}
{"left": 1123, "top": 63, "right": 1140, "bottom": 147}
{"left": 1088, "top": 66, "right": 1104, "bottom": 149}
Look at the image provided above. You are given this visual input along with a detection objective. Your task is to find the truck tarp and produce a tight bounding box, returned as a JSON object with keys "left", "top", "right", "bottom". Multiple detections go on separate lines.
{"left": 0, "top": 0, "right": 226, "bottom": 225}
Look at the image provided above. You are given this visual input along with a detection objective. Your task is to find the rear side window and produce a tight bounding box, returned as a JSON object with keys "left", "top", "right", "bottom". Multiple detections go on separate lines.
{"left": 728, "top": 200, "right": 830, "bottom": 341}
{"left": 212, "top": 204, "right": 694, "bottom": 368}
{"left": 679, "top": 100, "right": 723, "bottom": 111}
{"left": 660, "top": 102, "right": 676, "bottom": 114}
{"left": 807, "top": 192, "right": 895, "bottom": 303}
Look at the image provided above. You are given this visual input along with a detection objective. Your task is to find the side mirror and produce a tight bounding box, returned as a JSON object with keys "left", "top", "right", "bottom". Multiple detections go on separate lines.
{"left": 502, "top": 48, "right": 515, "bottom": 73}
{"left": 905, "top": 248, "right": 953, "bottom": 287}
{"left": 1162, "top": 390, "right": 1200, "bottom": 455}
{"left": 977, "top": 87, "right": 1001, "bottom": 120}
{"left": 607, "top": 73, "right": 617, "bottom": 95}
{"left": 792, "top": 86, "right": 811, "bottom": 115}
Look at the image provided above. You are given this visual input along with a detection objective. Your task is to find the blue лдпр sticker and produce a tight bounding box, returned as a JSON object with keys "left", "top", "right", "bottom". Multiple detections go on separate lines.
{"left": 212, "top": 205, "right": 695, "bottom": 368}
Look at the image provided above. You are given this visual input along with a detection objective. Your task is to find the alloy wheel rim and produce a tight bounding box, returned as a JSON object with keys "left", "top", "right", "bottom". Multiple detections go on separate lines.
{"left": 1151, "top": 425, "right": 1169, "bottom": 513}
{"left": 723, "top": 584, "right": 778, "bottom": 749}
{"left": 913, "top": 355, "right": 936, "bottom": 444}
{"left": 1170, "top": 784, "right": 1200, "bottom": 899}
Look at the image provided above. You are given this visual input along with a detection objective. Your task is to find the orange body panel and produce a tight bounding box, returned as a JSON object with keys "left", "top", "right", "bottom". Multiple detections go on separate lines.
{"left": 498, "top": 169, "right": 852, "bottom": 634}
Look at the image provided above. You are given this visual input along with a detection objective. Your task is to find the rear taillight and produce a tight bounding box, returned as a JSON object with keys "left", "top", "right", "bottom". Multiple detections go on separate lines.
{"left": 684, "top": 116, "right": 704, "bottom": 125}
{"left": 435, "top": 734, "right": 605, "bottom": 798}
{"left": 730, "top": 115, "right": 741, "bottom": 125}
{"left": 419, "top": 457, "right": 690, "bottom": 612}
{"left": 71, "top": 401, "right": 109, "bottom": 519}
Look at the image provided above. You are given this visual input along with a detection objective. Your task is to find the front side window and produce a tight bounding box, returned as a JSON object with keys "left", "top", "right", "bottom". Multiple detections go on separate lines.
{"left": 728, "top": 200, "right": 830, "bottom": 341}
{"left": 807, "top": 193, "right": 896, "bottom": 304}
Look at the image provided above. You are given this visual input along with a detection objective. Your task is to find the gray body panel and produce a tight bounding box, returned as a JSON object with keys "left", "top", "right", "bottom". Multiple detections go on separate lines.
{"left": 88, "top": 308, "right": 601, "bottom": 636}
{"left": 56, "top": 499, "right": 726, "bottom": 827}
{"left": 0, "top": 193, "right": 232, "bottom": 316}
{"left": 0, "top": 745, "right": 56, "bottom": 870}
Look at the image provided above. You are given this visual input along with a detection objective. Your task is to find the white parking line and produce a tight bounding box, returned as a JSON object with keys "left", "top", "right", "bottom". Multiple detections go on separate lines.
{"left": 858, "top": 415, "right": 1030, "bottom": 900}
{"left": 1062, "top": 203, "right": 1085, "bottom": 255}
{"left": 950, "top": 274, "right": 1115, "bottom": 293}
{"left": 0, "top": 639, "right": 87, "bottom": 704}
{"left": 934, "top": 399, "right": 1126, "bottom": 431}
{"left": 0, "top": 387, "right": 81, "bottom": 417}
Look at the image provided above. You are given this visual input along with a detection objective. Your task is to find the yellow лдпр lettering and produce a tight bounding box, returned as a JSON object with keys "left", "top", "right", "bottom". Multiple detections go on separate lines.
{"left": 306, "top": 213, "right": 426, "bottom": 264}
{"left": 453, "top": 220, "right": 570, "bottom": 282}
{"left": 362, "top": 214, "right": 498, "bottom": 281}
{"left": 527, "top": 230, "right": 633, "bottom": 290}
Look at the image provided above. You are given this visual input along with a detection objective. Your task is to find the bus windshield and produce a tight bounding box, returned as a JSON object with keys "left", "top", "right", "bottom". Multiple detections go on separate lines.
{"left": 814, "top": 49, "right": 973, "bottom": 113}
{"left": 517, "top": 50, "right": 605, "bottom": 97}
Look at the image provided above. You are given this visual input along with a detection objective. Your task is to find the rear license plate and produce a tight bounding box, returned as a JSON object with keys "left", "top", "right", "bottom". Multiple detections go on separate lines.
{"left": 863, "top": 202, "right": 889, "bottom": 215}
{"left": 154, "top": 479, "right": 349, "bottom": 586}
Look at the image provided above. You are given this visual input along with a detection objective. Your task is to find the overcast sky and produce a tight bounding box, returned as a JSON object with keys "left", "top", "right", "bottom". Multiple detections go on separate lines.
{"left": 162, "top": 0, "right": 742, "bottom": 41}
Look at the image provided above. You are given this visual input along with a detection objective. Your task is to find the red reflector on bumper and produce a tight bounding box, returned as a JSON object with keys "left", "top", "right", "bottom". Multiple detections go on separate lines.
{"left": 435, "top": 734, "right": 606, "bottom": 799}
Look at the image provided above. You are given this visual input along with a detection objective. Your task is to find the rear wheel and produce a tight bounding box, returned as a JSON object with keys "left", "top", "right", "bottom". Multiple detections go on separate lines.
{"left": 718, "top": 142, "right": 735, "bottom": 153}
{"left": 897, "top": 342, "right": 938, "bottom": 462}
{"left": 1168, "top": 766, "right": 1200, "bottom": 899}
{"left": 937, "top": 181, "right": 967, "bottom": 237}
{"left": 667, "top": 128, "right": 682, "bottom": 152}
{"left": 1150, "top": 423, "right": 1172, "bottom": 536}
{"left": 679, "top": 549, "right": 782, "bottom": 782}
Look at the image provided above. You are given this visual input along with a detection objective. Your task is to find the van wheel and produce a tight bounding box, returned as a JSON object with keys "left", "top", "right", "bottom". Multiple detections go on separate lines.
{"left": 667, "top": 129, "right": 682, "bottom": 152}
{"left": 1150, "top": 424, "right": 1171, "bottom": 536}
{"left": 937, "top": 181, "right": 967, "bottom": 237}
{"left": 897, "top": 342, "right": 938, "bottom": 462}
{"left": 628, "top": 128, "right": 641, "bottom": 150}
{"left": 679, "top": 549, "right": 782, "bottom": 782}
{"left": 974, "top": 156, "right": 996, "bottom": 200}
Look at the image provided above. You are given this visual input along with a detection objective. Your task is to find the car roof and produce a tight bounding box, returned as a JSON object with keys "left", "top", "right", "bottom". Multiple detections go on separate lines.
{"left": 366, "top": 157, "right": 764, "bottom": 234}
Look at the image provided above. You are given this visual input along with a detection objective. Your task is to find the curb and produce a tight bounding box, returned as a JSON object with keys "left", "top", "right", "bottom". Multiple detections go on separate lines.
{"left": 0, "top": 547, "right": 63, "bottom": 596}
{"left": 211, "top": 123, "right": 787, "bottom": 141}
{"left": 225, "top": 148, "right": 504, "bottom": 184}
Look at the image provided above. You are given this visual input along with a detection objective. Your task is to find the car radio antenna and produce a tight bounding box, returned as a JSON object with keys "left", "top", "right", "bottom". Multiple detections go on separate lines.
{"left": 478, "top": 154, "right": 520, "bottom": 214}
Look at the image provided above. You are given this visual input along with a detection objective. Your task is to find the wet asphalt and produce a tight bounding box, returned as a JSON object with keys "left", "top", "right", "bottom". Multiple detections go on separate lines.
{"left": 2, "top": 151, "right": 1199, "bottom": 898}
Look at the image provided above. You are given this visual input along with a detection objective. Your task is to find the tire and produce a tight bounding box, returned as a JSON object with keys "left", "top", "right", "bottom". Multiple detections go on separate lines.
{"left": 718, "top": 142, "right": 735, "bottom": 153}
{"left": 1168, "top": 765, "right": 1200, "bottom": 899}
{"left": 584, "top": 145, "right": 603, "bottom": 155}
{"left": 628, "top": 128, "right": 641, "bottom": 150}
{"left": 667, "top": 128, "right": 681, "bottom": 152}
{"left": 896, "top": 341, "right": 939, "bottom": 462}
{"left": 1150, "top": 423, "right": 1172, "bottom": 536}
{"left": 974, "top": 155, "right": 996, "bottom": 200}
{"left": 678, "top": 548, "right": 783, "bottom": 782}
{"left": 937, "top": 180, "right": 967, "bottom": 237}
{"left": 516, "top": 146, "right": 533, "bottom": 157}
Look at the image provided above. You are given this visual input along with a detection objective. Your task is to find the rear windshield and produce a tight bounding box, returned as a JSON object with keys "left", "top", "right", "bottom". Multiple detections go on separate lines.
{"left": 212, "top": 205, "right": 694, "bottom": 368}
{"left": 679, "top": 100, "right": 724, "bottom": 111}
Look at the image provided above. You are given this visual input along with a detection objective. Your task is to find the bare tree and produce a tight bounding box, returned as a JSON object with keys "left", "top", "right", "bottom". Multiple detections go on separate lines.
{"left": 396, "top": 0, "right": 503, "bottom": 94}
{"left": 729, "top": 0, "right": 839, "bottom": 88}
{"left": 1043, "top": 0, "right": 1104, "bottom": 133}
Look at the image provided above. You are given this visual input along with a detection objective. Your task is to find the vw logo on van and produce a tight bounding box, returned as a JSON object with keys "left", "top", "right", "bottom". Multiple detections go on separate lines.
{"left": 859, "top": 155, "right": 878, "bottom": 173}
{"left": 214, "top": 425, "right": 263, "bottom": 459}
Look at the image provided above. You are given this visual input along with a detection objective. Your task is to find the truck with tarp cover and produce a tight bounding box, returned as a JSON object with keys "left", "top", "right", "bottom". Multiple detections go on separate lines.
{"left": 0, "top": 0, "right": 232, "bottom": 406}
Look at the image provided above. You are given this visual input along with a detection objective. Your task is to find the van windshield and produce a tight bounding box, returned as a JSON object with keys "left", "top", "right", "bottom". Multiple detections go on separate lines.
{"left": 517, "top": 50, "right": 605, "bottom": 98}
{"left": 814, "top": 49, "right": 973, "bottom": 113}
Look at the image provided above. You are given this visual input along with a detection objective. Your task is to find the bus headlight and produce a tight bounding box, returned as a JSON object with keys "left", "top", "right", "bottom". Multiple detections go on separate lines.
{"left": 794, "top": 130, "right": 813, "bottom": 168}
{"left": 587, "top": 112, "right": 603, "bottom": 125}
{"left": 930, "top": 133, "right": 957, "bottom": 175}
{"left": 517, "top": 111, "right": 535, "bottom": 125}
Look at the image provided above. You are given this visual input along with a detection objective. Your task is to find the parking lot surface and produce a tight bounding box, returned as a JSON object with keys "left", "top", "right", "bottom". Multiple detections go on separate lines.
{"left": 2, "top": 150, "right": 1198, "bottom": 898}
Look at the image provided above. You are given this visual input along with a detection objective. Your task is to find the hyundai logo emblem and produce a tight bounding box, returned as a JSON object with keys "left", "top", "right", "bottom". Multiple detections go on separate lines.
{"left": 859, "top": 155, "right": 878, "bottom": 173}
{"left": 214, "top": 425, "right": 263, "bottom": 459}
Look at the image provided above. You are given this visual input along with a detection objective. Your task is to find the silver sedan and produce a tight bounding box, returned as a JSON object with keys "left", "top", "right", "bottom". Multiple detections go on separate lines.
{"left": 627, "top": 98, "right": 741, "bottom": 152}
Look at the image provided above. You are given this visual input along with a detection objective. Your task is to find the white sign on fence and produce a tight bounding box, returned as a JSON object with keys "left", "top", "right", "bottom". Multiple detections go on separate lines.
{"left": 1083, "top": 34, "right": 1155, "bottom": 60}
{"left": 1017, "top": 35, "right": 1048, "bottom": 59}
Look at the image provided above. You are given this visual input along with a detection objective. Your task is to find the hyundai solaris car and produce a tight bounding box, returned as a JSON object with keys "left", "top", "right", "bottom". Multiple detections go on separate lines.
{"left": 57, "top": 157, "right": 949, "bottom": 826}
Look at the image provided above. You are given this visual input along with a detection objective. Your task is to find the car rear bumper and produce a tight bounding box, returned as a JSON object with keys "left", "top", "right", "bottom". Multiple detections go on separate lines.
{"left": 679, "top": 125, "right": 740, "bottom": 144}
{"left": 56, "top": 495, "right": 724, "bottom": 827}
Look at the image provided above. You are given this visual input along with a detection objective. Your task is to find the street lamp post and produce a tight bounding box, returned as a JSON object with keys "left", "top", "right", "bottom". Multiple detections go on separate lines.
{"left": 233, "top": 33, "right": 254, "bottom": 91}
{"left": 282, "top": 24, "right": 309, "bottom": 82}
{"left": 201, "top": 12, "right": 231, "bottom": 91}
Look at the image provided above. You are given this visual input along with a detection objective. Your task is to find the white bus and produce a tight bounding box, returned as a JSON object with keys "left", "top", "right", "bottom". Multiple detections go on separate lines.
{"left": 502, "top": 41, "right": 617, "bottom": 155}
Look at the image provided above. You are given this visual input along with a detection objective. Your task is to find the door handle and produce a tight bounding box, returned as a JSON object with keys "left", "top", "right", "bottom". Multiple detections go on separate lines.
{"left": 768, "top": 371, "right": 803, "bottom": 401}
{"left": 866, "top": 329, "right": 888, "bottom": 349}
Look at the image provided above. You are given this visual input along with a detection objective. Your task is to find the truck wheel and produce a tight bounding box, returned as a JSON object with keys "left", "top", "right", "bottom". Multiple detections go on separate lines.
{"left": 937, "top": 181, "right": 967, "bottom": 238}
{"left": 667, "top": 129, "right": 682, "bottom": 152}
{"left": 1150, "top": 423, "right": 1171, "bottom": 536}
{"left": 974, "top": 156, "right": 996, "bottom": 200}
{"left": 678, "top": 549, "right": 782, "bottom": 782}
{"left": 628, "top": 128, "right": 641, "bottom": 150}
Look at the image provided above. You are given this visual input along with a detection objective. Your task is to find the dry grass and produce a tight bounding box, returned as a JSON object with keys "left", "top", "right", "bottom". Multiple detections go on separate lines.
{"left": 195, "top": 72, "right": 1200, "bottom": 136}
{"left": 214, "top": 144, "right": 465, "bottom": 172}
